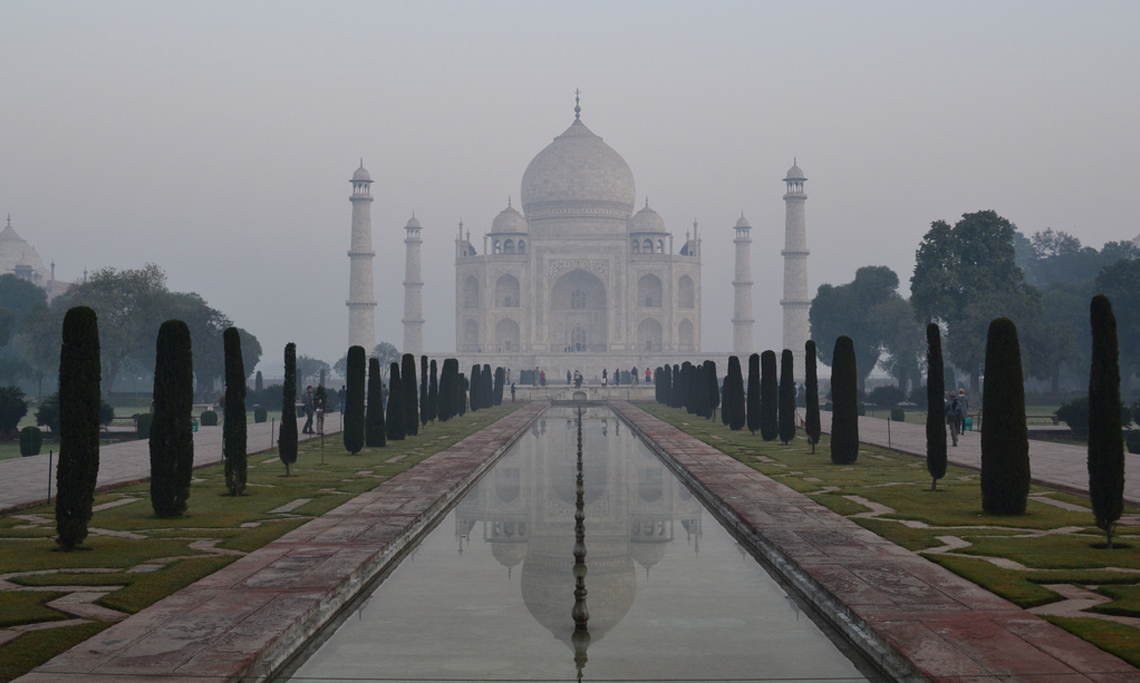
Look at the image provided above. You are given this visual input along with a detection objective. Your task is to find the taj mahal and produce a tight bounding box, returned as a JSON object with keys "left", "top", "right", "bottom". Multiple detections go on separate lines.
{"left": 347, "top": 97, "right": 811, "bottom": 382}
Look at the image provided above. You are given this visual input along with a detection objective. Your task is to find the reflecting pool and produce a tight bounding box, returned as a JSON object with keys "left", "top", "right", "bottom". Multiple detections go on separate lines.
{"left": 285, "top": 406, "right": 876, "bottom": 682}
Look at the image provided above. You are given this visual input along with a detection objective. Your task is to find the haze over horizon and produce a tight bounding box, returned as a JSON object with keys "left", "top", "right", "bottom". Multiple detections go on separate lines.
{"left": 2, "top": 1, "right": 1137, "bottom": 375}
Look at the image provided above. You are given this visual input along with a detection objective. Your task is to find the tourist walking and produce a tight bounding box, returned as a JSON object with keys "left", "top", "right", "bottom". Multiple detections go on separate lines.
{"left": 338, "top": 385, "right": 346, "bottom": 415}
{"left": 301, "top": 385, "right": 315, "bottom": 434}
{"left": 602, "top": 369, "right": 608, "bottom": 387}
{"left": 957, "top": 388, "right": 970, "bottom": 430}
{"left": 510, "top": 382, "right": 516, "bottom": 402}
{"left": 945, "top": 390, "right": 964, "bottom": 446}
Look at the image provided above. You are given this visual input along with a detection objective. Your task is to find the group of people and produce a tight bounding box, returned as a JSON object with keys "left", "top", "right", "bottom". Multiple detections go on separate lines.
{"left": 944, "top": 388, "right": 970, "bottom": 446}
{"left": 562, "top": 366, "right": 653, "bottom": 387}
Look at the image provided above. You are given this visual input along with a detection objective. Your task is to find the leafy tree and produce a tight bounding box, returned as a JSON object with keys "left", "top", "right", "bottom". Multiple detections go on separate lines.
{"left": 759, "top": 351, "right": 778, "bottom": 441}
{"left": 1095, "top": 258, "right": 1140, "bottom": 377}
{"left": 35, "top": 392, "right": 60, "bottom": 433}
{"left": 724, "top": 356, "right": 745, "bottom": 430}
{"left": 343, "top": 346, "right": 365, "bottom": 454}
{"left": 1055, "top": 396, "right": 1090, "bottom": 437}
{"left": 420, "top": 356, "right": 429, "bottom": 427}
{"left": 0, "top": 273, "right": 47, "bottom": 319}
{"left": 811, "top": 266, "right": 901, "bottom": 395}
{"left": 236, "top": 328, "right": 262, "bottom": 381}
{"left": 980, "top": 318, "right": 1030, "bottom": 515}
{"left": 746, "top": 353, "right": 760, "bottom": 435}
{"left": 55, "top": 307, "right": 101, "bottom": 549}
{"left": 1088, "top": 295, "right": 1124, "bottom": 548}
{"left": 804, "top": 341, "right": 821, "bottom": 453}
{"left": 386, "top": 362, "right": 405, "bottom": 441}
{"left": 926, "top": 323, "right": 947, "bottom": 491}
{"left": 778, "top": 350, "right": 795, "bottom": 444}
{"left": 403, "top": 354, "right": 419, "bottom": 436}
{"left": 867, "top": 297, "right": 924, "bottom": 392}
{"left": 427, "top": 359, "right": 438, "bottom": 423}
{"left": 150, "top": 319, "right": 194, "bottom": 517}
{"left": 830, "top": 335, "right": 859, "bottom": 465}
{"left": 15, "top": 302, "right": 59, "bottom": 397}
{"left": 366, "top": 357, "right": 386, "bottom": 448}
{"left": 223, "top": 328, "right": 247, "bottom": 496}
{"left": 372, "top": 342, "right": 400, "bottom": 382}
{"left": 279, "top": 343, "right": 298, "bottom": 473}
{"left": 296, "top": 355, "right": 331, "bottom": 391}
{"left": 0, "top": 385, "right": 28, "bottom": 438}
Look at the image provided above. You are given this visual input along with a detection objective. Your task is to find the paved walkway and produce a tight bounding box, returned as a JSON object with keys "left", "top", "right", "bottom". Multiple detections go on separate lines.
{"left": 0, "top": 413, "right": 346, "bottom": 513}
{"left": 821, "top": 410, "right": 1140, "bottom": 506}
{"left": 615, "top": 402, "right": 1138, "bottom": 683}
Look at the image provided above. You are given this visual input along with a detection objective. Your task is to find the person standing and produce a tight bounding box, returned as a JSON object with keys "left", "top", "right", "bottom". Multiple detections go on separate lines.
{"left": 301, "top": 385, "right": 315, "bottom": 434}
{"left": 602, "top": 368, "right": 608, "bottom": 387}
{"left": 645, "top": 367, "right": 652, "bottom": 384}
{"left": 957, "top": 388, "right": 970, "bottom": 430}
{"left": 945, "top": 390, "right": 963, "bottom": 446}
{"left": 338, "top": 385, "right": 347, "bottom": 415}
{"left": 632, "top": 366, "right": 638, "bottom": 385}
{"left": 567, "top": 370, "right": 572, "bottom": 385}
{"left": 510, "top": 382, "right": 516, "bottom": 402}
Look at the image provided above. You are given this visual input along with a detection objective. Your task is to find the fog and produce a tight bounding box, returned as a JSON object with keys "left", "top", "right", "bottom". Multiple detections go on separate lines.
{"left": 2, "top": 1, "right": 1137, "bottom": 374}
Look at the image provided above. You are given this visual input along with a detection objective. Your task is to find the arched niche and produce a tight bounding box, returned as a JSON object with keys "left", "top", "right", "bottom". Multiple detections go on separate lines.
{"left": 637, "top": 318, "right": 662, "bottom": 352}
{"left": 495, "top": 273, "right": 520, "bottom": 308}
{"left": 551, "top": 269, "right": 607, "bottom": 353}
{"left": 463, "top": 319, "right": 480, "bottom": 351}
{"left": 463, "top": 276, "right": 479, "bottom": 309}
{"left": 678, "top": 275, "right": 695, "bottom": 309}
{"left": 495, "top": 317, "right": 521, "bottom": 352}
{"left": 637, "top": 274, "right": 662, "bottom": 308}
{"left": 678, "top": 318, "right": 695, "bottom": 351}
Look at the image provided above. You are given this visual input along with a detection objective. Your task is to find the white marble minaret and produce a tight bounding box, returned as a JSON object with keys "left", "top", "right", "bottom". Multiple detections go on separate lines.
{"left": 732, "top": 214, "right": 754, "bottom": 353}
{"left": 347, "top": 162, "right": 376, "bottom": 352}
{"left": 781, "top": 161, "right": 810, "bottom": 376}
{"left": 402, "top": 214, "right": 424, "bottom": 354}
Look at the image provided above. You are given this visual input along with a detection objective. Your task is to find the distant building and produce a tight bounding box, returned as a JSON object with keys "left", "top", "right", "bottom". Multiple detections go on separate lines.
{"left": 0, "top": 215, "right": 68, "bottom": 300}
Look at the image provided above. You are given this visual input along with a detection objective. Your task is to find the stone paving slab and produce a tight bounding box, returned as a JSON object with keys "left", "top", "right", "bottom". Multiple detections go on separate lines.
{"left": 612, "top": 401, "right": 1138, "bottom": 683}
{"left": 12, "top": 402, "right": 546, "bottom": 683}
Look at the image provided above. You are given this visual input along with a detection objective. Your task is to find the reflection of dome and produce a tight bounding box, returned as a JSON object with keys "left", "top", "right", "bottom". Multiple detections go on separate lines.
{"left": 491, "top": 540, "right": 528, "bottom": 569}
{"left": 630, "top": 203, "right": 666, "bottom": 233}
{"left": 630, "top": 540, "right": 668, "bottom": 573}
{"left": 520, "top": 119, "right": 636, "bottom": 218}
{"left": 490, "top": 204, "right": 527, "bottom": 233}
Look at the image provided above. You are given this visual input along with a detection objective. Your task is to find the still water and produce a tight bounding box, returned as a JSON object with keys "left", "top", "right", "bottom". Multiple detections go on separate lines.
{"left": 285, "top": 405, "right": 876, "bottom": 682}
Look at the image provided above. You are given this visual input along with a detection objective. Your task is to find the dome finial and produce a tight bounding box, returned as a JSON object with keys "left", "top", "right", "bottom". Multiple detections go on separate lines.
{"left": 645, "top": 197, "right": 649, "bottom": 208}
{"left": 574, "top": 88, "right": 581, "bottom": 120}
{"left": 508, "top": 196, "right": 512, "bottom": 208}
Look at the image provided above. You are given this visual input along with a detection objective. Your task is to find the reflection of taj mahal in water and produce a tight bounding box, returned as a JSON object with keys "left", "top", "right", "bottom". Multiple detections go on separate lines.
{"left": 453, "top": 406, "right": 704, "bottom": 647}
{"left": 347, "top": 95, "right": 813, "bottom": 379}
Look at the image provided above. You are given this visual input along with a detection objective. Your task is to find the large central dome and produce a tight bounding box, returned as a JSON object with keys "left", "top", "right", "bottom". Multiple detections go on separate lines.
{"left": 520, "top": 119, "right": 636, "bottom": 219}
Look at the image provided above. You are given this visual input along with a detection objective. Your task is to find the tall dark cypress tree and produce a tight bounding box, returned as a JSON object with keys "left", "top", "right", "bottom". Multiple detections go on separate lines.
{"left": 679, "top": 361, "right": 694, "bottom": 413}
{"left": 704, "top": 360, "right": 719, "bottom": 421}
{"left": 746, "top": 353, "right": 761, "bottom": 435}
{"left": 55, "top": 306, "right": 101, "bottom": 550}
{"left": 493, "top": 367, "right": 505, "bottom": 406}
{"left": 724, "top": 356, "right": 746, "bottom": 431}
{"left": 458, "top": 373, "right": 468, "bottom": 416}
{"left": 437, "top": 358, "right": 457, "bottom": 422}
{"left": 830, "top": 335, "right": 859, "bottom": 465}
{"left": 365, "top": 357, "right": 386, "bottom": 448}
{"left": 427, "top": 359, "right": 439, "bottom": 423}
{"left": 402, "top": 354, "right": 419, "bottom": 436}
{"left": 981, "top": 318, "right": 1029, "bottom": 515}
{"left": 386, "top": 362, "right": 406, "bottom": 440}
{"left": 654, "top": 367, "right": 663, "bottom": 403}
{"left": 279, "top": 343, "right": 299, "bottom": 470}
{"left": 420, "top": 355, "right": 429, "bottom": 429}
{"left": 343, "top": 346, "right": 366, "bottom": 454}
{"left": 926, "top": 324, "right": 947, "bottom": 491}
{"left": 778, "top": 350, "right": 796, "bottom": 444}
{"left": 804, "top": 340, "right": 821, "bottom": 453}
{"left": 469, "top": 365, "right": 481, "bottom": 412}
{"left": 151, "top": 319, "right": 195, "bottom": 516}
{"left": 1089, "top": 295, "right": 1124, "bottom": 547}
{"left": 693, "top": 363, "right": 710, "bottom": 418}
{"left": 481, "top": 364, "right": 493, "bottom": 409}
{"left": 760, "top": 350, "right": 778, "bottom": 441}
{"left": 222, "top": 327, "right": 247, "bottom": 496}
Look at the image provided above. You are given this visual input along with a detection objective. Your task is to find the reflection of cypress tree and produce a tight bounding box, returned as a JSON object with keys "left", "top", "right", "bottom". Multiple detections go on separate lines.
{"left": 427, "top": 359, "right": 439, "bottom": 423}
{"left": 223, "top": 327, "right": 246, "bottom": 496}
{"left": 830, "top": 335, "right": 859, "bottom": 465}
{"left": 55, "top": 306, "right": 101, "bottom": 550}
{"left": 279, "top": 343, "right": 299, "bottom": 470}
{"left": 402, "top": 354, "right": 419, "bottom": 436}
{"left": 420, "top": 355, "right": 429, "bottom": 429}
{"left": 1089, "top": 295, "right": 1124, "bottom": 548}
{"left": 724, "top": 356, "right": 746, "bottom": 431}
{"left": 704, "top": 360, "right": 719, "bottom": 421}
{"left": 386, "top": 362, "right": 406, "bottom": 441}
{"left": 152, "top": 319, "right": 194, "bottom": 516}
{"left": 746, "top": 353, "right": 760, "bottom": 435}
{"left": 981, "top": 318, "right": 1029, "bottom": 515}
{"left": 493, "top": 367, "right": 505, "bottom": 405}
{"left": 469, "top": 365, "right": 481, "bottom": 412}
{"left": 366, "top": 357, "right": 386, "bottom": 448}
{"left": 760, "top": 350, "right": 778, "bottom": 441}
{"left": 925, "top": 324, "right": 947, "bottom": 490}
{"left": 437, "top": 359, "right": 457, "bottom": 422}
{"left": 778, "top": 350, "right": 796, "bottom": 444}
{"left": 804, "top": 341, "right": 821, "bottom": 453}
{"left": 343, "top": 346, "right": 365, "bottom": 455}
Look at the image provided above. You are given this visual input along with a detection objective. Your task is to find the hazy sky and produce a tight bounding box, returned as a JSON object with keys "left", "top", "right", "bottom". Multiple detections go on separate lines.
{"left": 2, "top": 1, "right": 1138, "bottom": 375}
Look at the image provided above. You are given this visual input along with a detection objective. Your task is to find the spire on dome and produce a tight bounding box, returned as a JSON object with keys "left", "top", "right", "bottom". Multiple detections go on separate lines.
{"left": 574, "top": 88, "right": 581, "bottom": 120}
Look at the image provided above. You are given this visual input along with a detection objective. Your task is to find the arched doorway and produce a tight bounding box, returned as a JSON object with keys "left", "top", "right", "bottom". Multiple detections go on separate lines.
{"left": 495, "top": 274, "right": 520, "bottom": 308}
{"left": 637, "top": 318, "right": 662, "bottom": 352}
{"left": 551, "top": 269, "right": 607, "bottom": 352}
{"left": 495, "top": 318, "right": 521, "bottom": 352}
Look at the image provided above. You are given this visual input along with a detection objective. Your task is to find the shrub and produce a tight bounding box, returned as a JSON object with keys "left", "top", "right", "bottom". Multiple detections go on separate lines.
{"left": 100, "top": 400, "right": 114, "bottom": 428}
{"left": 36, "top": 393, "right": 60, "bottom": 433}
{"left": 0, "top": 385, "right": 28, "bottom": 438}
{"left": 253, "top": 405, "right": 267, "bottom": 423}
{"left": 56, "top": 306, "right": 102, "bottom": 549}
{"left": 365, "top": 357, "right": 385, "bottom": 448}
{"left": 867, "top": 385, "right": 906, "bottom": 409}
{"left": 926, "top": 323, "right": 947, "bottom": 491}
{"left": 136, "top": 413, "right": 152, "bottom": 439}
{"left": 778, "top": 350, "right": 796, "bottom": 444}
{"left": 1127, "top": 430, "right": 1140, "bottom": 455}
{"left": 343, "top": 345, "right": 365, "bottom": 454}
{"left": 494, "top": 366, "right": 505, "bottom": 407}
{"left": 980, "top": 317, "right": 1029, "bottom": 516}
{"left": 200, "top": 410, "right": 218, "bottom": 426}
{"left": 150, "top": 319, "right": 194, "bottom": 518}
{"left": 890, "top": 407, "right": 905, "bottom": 422}
{"left": 804, "top": 341, "right": 821, "bottom": 453}
{"left": 1088, "top": 294, "right": 1124, "bottom": 547}
{"left": 469, "top": 365, "right": 481, "bottom": 412}
{"left": 20, "top": 425, "right": 43, "bottom": 456}
{"left": 279, "top": 343, "right": 298, "bottom": 473}
{"left": 1055, "top": 396, "right": 1089, "bottom": 437}
{"left": 223, "top": 327, "right": 247, "bottom": 497}
{"left": 830, "top": 335, "right": 859, "bottom": 465}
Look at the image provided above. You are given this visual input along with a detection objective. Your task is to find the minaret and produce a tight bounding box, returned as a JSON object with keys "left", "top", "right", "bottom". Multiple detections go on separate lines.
{"left": 402, "top": 214, "right": 424, "bottom": 354}
{"left": 347, "top": 161, "right": 377, "bottom": 352}
{"left": 781, "top": 160, "right": 810, "bottom": 376}
{"left": 732, "top": 214, "right": 754, "bottom": 353}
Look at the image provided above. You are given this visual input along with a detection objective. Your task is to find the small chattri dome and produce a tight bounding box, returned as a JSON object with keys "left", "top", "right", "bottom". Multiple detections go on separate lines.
{"left": 735, "top": 213, "right": 751, "bottom": 229}
{"left": 630, "top": 202, "right": 666, "bottom": 233}
{"left": 491, "top": 204, "right": 527, "bottom": 233}
{"left": 405, "top": 214, "right": 421, "bottom": 229}
{"left": 352, "top": 164, "right": 371, "bottom": 181}
{"left": 784, "top": 162, "right": 805, "bottom": 181}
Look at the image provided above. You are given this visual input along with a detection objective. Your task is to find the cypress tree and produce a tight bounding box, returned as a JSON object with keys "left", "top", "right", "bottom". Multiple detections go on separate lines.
{"left": 255, "top": 370, "right": 263, "bottom": 393}
{"left": 654, "top": 367, "right": 663, "bottom": 403}
{"left": 494, "top": 367, "right": 505, "bottom": 406}
{"left": 420, "top": 355, "right": 429, "bottom": 429}
{"left": 830, "top": 335, "right": 859, "bottom": 465}
{"left": 704, "top": 360, "right": 719, "bottom": 421}
{"left": 437, "top": 358, "right": 457, "bottom": 422}
{"left": 1088, "top": 295, "right": 1124, "bottom": 547}
{"left": 925, "top": 324, "right": 947, "bottom": 491}
{"left": 724, "top": 356, "right": 746, "bottom": 431}
{"left": 469, "top": 365, "right": 481, "bottom": 412}
{"left": 279, "top": 343, "right": 299, "bottom": 470}
{"left": 55, "top": 306, "right": 101, "bottom": 550}
{"left": 760, "top": 350, "right": 778, "bottom": 441}
{"left": 365, "top": 357, "right": 386, "bottom": 448}
{"left": 427, "top": 359, "right": 439, "bottom": 423}
{"left": 151, "top": 319, "right": 194, "bottom": 516}
{"left": 693, "top": 363, "right": 710, "bottom": 418}
{"left": 386, "top": 362, "right": 406, "bottom": 441}
{"left": 458, "top": 373, "right": 468, "bottom": 416}
{"left": 805, "top": 341, "right": 821, "bottom": 453}
{"left": 746, "top": 353, "right": 761, "bottom": 435}
{"left": 482, "top": 364, "right": 493, "bottom": 409}
{"left": 980, "top": 318, "right": 1029, "bottom": 515}
{"left": 343, "top": 345, "right": 366, "bottom": 455}
{"left": 222, "top": 327, "right": 247, "bottom": 496}
{"left": 402, "top": 354, "right": 419, "bottom": 436}
{"left": 778, "top": 349, "right": 796, "bottom": 444}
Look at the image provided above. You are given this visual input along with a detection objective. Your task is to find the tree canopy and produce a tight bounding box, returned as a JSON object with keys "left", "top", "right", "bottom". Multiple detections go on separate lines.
{"left": 810, "top": 265, "right": 902, "bottom": 394}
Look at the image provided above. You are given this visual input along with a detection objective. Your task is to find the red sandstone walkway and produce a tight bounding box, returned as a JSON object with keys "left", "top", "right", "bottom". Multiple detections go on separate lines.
{"left": 12, "top": 402, "right": 545, "bottom": 683}
{"left": 612, "top": 401, "right": 1138, "bottom": 683}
